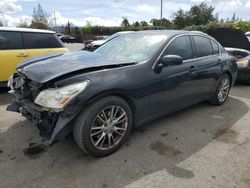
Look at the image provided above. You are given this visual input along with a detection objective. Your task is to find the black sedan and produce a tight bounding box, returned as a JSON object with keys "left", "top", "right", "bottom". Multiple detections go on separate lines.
{"left": 208, "top": 28, "right": 250, "bottom": 85}
{"left": 59, "top": 35, "right": 75, "bottom": 43}
{"left": 7, "top": 30, "right": 237, "bottom": 157}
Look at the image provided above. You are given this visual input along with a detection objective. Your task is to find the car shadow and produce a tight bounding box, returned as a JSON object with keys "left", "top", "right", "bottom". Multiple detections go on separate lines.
{"left": 0, "top": 97, "right": 248, "bottom": 188}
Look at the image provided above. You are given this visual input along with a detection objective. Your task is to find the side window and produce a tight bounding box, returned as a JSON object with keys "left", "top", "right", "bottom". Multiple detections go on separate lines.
{"left": 193, "top": 36, "right": 213, "bottom": 58}
{"left": 23, "top": 33, "right": 63, "bottom": 49}
{"left": 211, "top": 40, "right": 220, "bottom": 55}
{"left": 164, "top": 36, "right": 193, "bottom": 61}
{"left": 0, "top": 31, "right": 23, "bottom": 50}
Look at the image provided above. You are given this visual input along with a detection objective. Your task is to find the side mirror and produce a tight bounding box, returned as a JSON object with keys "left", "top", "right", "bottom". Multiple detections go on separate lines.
{"left": 161, "top": 55, "right": 183, "bottom": 66}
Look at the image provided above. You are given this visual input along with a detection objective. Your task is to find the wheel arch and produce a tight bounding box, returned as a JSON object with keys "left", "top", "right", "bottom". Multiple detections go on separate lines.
{"left": 82, "top": 91, "right": 137, "bottom": 125}
{"left": 221, "top": 70, "right": 233, "bottom": 86}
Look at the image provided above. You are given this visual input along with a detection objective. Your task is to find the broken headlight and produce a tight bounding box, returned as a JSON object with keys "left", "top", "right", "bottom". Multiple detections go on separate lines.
{"left": 7, "top": 76, "right": 13, "bottom": 89}
{"left": 35, "top": 81, "right": 90, "bottom": 110}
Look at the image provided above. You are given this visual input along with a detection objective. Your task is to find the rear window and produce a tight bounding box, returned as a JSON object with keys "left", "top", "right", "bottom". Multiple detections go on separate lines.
{"left": 0, "top": 31, "right": 23, "bottom": 50}
{"left": 22, "top": 32, "right": 63, "bottom": 49}
{"left": 193, "top": 36, "right": 213, "bottom": 58}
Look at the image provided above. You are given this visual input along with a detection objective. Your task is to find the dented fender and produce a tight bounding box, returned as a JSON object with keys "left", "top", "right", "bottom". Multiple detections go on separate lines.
{"left": 49, "top": 105, "right": 83, "bottom": 143}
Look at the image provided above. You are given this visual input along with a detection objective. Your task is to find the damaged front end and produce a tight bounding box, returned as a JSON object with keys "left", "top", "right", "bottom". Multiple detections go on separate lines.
{"left": 7, "top": 72, "right": 78, "bottom": 143}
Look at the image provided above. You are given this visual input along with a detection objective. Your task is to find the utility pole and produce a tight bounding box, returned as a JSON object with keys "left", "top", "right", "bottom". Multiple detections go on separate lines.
{"left": 67, "top": 21, "right": 71, "bottom": 34}
{"left": 161, "top": 0, "right": 163, "bottom": 26}
{"left": 53, "top": 11, "right": 57, "bottom": 32}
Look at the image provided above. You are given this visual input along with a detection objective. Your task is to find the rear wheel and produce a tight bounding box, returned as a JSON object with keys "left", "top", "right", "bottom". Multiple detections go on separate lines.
{"left": 210, "top": 74, "right": 231, "bottom": 105}
{"left": 73, "top": 96, "right": 132, "bottom": 157}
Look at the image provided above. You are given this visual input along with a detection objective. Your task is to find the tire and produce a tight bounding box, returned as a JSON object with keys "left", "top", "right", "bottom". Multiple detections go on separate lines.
{"left": 210, "top": 74, "right": 231, "bottom": 106}
{"left": 73, "top": 96, "right": 133, "bottom": 157}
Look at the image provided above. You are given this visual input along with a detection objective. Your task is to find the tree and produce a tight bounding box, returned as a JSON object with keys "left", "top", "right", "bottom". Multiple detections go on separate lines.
{"left": 121, "top": 17, "right": 130, "bottom": 27}
{"left": 30, "top": 4, "right": 49, "bottom": 29}
{"left": 17, "top": 17, "right": 30, "bottom": 28}
{"left": 172, "top": 2, "right": 216, "bottom": 29}
{"left": 232, "top": 13, "right": 236, "bottom": 23}
{"left": 161, "top": 18, "right": 172, "bottom": 27}
{"left": 189, "top": 2, "right": 216, "bottom": 25}
{"left": 150, "top": 18, "right": 171, "bottom": 27}
{"left": 150, "top": 19, "right": 159, "bottom": 26}
{"left": 83, "top": 21, "right": 92, "bottom": 34}
{"left": 132, "top": 21, "right": 140, "bottom": 27}
{"left": 17, "top": 22, "right": 29, "bottom": 28}
{"left": 226, "top": 13, "right": 240, "bottom": 23}
{"left": 72, "top": 27, "right": 82, "bottom": 42}
{"left": 172, "top": 9, "right": 189, "bottom": 29}
{"left": 140, "top": 21, "right": 148, "bottom": 27}
{"left": 0, "top": 20, "right": 3, "bottom": 27}
{"left": 64, "top": 21, "right": 73, "bottom": 34}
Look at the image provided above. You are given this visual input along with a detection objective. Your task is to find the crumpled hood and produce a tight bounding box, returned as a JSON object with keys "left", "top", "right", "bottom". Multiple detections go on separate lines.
{"left": 18, "top": 51, "right": 134, "bottom": 83}
{"left": 17, "top": 53, "right": 63, "bottom": 69}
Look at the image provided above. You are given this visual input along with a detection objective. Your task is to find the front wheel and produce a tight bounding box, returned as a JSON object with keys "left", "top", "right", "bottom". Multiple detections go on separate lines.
{"left": 210, "top": 74, "right": 231, "bottom": 105}
{"left": 73, "top": 96, "right": 132, "bottom": 157}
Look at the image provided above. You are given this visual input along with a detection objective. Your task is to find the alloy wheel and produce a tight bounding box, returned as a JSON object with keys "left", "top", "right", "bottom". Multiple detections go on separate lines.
{"left": 217, "top": 77, "right": 230, "bottom": 103}
{"left": 90, "top": 105, "right": 128, "bottom": 151}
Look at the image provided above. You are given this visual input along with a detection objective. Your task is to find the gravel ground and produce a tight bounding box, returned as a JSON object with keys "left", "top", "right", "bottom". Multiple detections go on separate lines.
{"left": 0, "top": 84, "right": 250, "bottom": 188}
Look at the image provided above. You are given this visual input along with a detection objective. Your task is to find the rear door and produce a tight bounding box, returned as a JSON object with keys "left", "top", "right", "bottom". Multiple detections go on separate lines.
{"left": 22, "top": 32, "right": 68, "bottom": 58}
{"left": 0, "top": 31, "right": 29, "bottom": 82}
{"left": 191, "top": 35, "right": 221, "bottom": 97}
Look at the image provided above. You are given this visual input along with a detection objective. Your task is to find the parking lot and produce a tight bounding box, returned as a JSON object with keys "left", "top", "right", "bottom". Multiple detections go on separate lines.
{"left": 64, "top": 43, "right": 84, "bottom": 51}
{"left": 0, "top": 43, "right": 250, "bottom": 188}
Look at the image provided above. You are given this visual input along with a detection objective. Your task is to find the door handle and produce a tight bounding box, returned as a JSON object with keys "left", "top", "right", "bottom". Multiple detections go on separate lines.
{"left": 189, "top": 65, "right": 196, "bottom": 72}
{"left": 17, "top": 53, "right": 28, "bottom": 57}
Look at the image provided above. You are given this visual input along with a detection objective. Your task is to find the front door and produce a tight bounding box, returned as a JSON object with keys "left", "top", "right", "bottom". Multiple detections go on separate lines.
{"left": 149, "top": 35, "right": 199, "bottom": 119}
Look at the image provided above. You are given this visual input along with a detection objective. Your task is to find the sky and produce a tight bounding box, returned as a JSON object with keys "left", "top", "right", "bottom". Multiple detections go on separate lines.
{"left": 1, "top": 0, "right": 250, "bottom": 27}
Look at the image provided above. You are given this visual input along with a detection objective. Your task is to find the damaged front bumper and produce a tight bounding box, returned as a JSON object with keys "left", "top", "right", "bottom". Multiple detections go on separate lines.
{"left": 6, "top": 75, "right": 79, "bottom": 144}
{"left": 7, "top": 98, "right": 59, "bottom": 139}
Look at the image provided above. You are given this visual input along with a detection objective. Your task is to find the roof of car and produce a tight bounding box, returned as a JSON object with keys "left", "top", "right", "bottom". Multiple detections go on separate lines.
{"left": 116, "top": 31, "right": 134, "bottom": 34}
{"left": 0, "top": 27, "right": 55, "bottom": 34}
{"left": 130, "top": 30, "right": 207, "bottom": 37}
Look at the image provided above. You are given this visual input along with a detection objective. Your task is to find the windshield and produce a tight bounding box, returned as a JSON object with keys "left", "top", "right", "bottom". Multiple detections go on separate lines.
{"left": 95, "top": 34, "right": 168, "bottom": 63}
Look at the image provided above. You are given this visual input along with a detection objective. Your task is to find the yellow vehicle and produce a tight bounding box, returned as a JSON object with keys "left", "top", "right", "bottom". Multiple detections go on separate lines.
{"left": 0, "top": 27, "right": 68, "bottom": 86}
